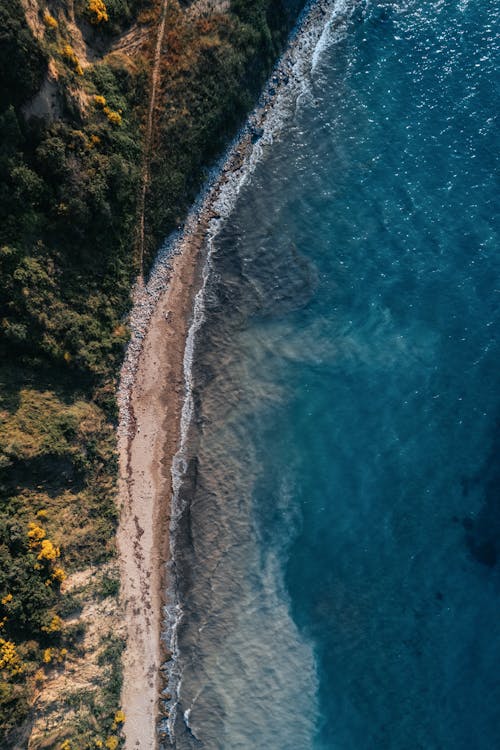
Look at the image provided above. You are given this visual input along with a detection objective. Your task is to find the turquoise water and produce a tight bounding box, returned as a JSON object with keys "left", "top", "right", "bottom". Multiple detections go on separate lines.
{"left": 170, "top": 1, "right": 500, "bottom": 747}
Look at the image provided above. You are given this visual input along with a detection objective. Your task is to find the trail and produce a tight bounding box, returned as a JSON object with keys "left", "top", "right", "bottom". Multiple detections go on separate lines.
{"left": 137, "top": 0, "right": 169, "bottom": 276}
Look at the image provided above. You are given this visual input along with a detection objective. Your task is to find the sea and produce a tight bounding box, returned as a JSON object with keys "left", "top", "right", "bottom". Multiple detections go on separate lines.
{"left": 164, "top": 0, "right": 500, "bottom": 747}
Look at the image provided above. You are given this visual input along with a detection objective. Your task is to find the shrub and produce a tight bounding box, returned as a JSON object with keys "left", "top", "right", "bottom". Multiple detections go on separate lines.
{"left": 97, "top": 574, "right": 120, "bottom": 599}
{"left": 41, "top": 615, "right": 62, "bottom": 634}
{"left": 61, "top": 45, "right": 84, "bottom": 76}
{"left": 52, "top": 567, "right": 67, "bottom": 584}
{"left": 103, "top": 106, "right": 122, "bottom": 125}
{"left": 88, "top": 0, "right": 109, "bottom": 24}
{"left": 37, "top": 539, "right": 60, "bottom": 562}
{"left": 0, "top": 639, "right": 23, "bottom": 676}
{"left": 27, "top": 524, "right": 45, "bottom": 544}
{"left": 0, "top": 1, "right": 48, "bottom": 108}
{"left": 43, "top": 11, "right": 58, "bottom": 29}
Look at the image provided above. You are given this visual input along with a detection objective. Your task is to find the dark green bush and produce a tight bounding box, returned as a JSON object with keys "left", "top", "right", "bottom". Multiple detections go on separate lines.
{"left": 0, "top": 1, "right": 47, "bottom": 109}
{"left": 97, "top": 574, "right": 120, "bottom": 599}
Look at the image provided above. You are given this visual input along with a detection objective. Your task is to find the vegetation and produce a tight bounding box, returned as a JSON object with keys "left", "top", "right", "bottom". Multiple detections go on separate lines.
{"left": 0, "top": 0, "right": 147, "bottom": 743}
{"left": 145, "top": 0, "right": 304, "bottom": 264}
{"left": 0, "top": 0, "right": 305, "bottom": 745}
{"left": 56, "top": 633, "right": 125, "bottom": 748}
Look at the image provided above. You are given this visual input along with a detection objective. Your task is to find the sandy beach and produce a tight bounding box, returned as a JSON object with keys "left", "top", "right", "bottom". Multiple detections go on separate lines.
{"left": 116, "top": 226, "right": 206, "bottom": 749}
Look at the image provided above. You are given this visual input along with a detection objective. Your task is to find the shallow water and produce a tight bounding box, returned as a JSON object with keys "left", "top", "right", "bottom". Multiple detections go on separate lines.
{"left": 169, "top": 0, "right": 500, "bottom": 747}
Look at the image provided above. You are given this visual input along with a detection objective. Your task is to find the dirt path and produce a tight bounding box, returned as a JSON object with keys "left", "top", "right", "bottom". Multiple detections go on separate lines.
{"left": 136, "top": 0, "right": 170, "bottom": 276}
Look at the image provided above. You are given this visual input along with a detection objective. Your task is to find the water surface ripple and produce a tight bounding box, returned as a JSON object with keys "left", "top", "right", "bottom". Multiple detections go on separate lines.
{"left": 171, "top": 1, "right": 500, "bottom": 747}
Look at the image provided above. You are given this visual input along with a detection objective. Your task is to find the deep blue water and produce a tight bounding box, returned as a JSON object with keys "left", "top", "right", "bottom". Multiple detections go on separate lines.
{"left": 172, "top": 1, "right": 500, "bottom": 747}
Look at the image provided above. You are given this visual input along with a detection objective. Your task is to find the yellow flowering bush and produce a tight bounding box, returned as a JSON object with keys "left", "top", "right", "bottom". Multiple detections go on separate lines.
{"left": 52, "top": 567, "right": 67, "bottom": 583}
{"left": 94, "top": 96, "right": 122, "bottom": 125}
{"left": 111, "top": 708, "right": 125, "bottom": 730}
{"left": 1, "top": 593, "right": 12, "bottom": 606}
{"left": 37, "top": 539, "right": 60, "bottom": 562}
{"left": 34, "top": 668, "right": 45, "bottom": 685}
{"left": 42, "top": 615, "right": 62, "bottom": 634}
{"left": 0, "top": 639, "right": 23, "bottom": 676}
{"left": 28, "top": 522, "right": 45, "bottom": 543}
{"left": 26, "top": 521, "right": 66, "bottom": 595}
{"left": 43, "top": 11, "right": 58, "bottom": 29}
{"left": 43, "top": 647, "right": 68, "bottom": 666}
{"left": 105, "top": 737, "right": 118, "bottom": 750}
{"left": 61, "top": 44, "right": 83, "bottom": 76}
{"left": 103, "top": 106, "right": 122, "bottom": 125}
{"left": 88, "top": 0, "right": 109, "bottom": 24}
{"left": 87, "top": 134, "right": 101, "bottom": 150}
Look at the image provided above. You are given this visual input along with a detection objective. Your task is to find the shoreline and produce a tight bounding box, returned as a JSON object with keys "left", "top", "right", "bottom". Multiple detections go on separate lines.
{"left": 116, "top": 0, "right": 350, "bottom": 746}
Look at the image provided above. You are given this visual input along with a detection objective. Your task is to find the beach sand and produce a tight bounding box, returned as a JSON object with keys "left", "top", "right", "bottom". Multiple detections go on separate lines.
{"left": 116, "top": 229, "right": 205, "bottom": 749}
